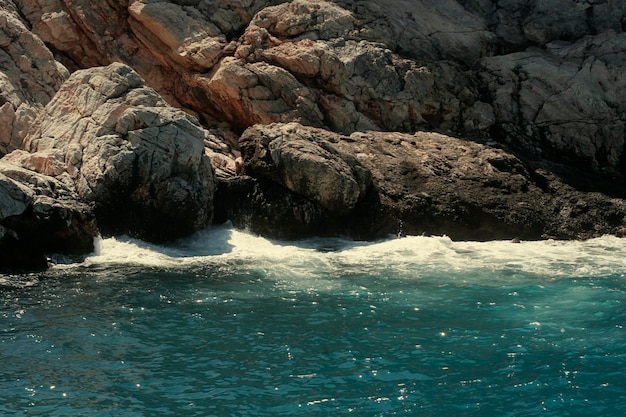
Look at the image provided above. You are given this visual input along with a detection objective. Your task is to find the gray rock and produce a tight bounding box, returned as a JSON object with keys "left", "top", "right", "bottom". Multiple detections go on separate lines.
{"left": 222, "top": 123, "right": 626, "bottom": 240}
{"left": 0, "top": 0, "right": 69, "bottom": 155}
{"left": 4, "top": 0, "right": 626, "bottom": 245}
{"left": 4, "top": 63, "right": 215, "bottom": 242}
{"left": 240, "top": 122, "right": 371, "bottom": 213}
{"left": 0, "top": 160, "right": 96, "bottom": 271}
{"left": 480, "top": 31, "right": 626, "bottom": 176}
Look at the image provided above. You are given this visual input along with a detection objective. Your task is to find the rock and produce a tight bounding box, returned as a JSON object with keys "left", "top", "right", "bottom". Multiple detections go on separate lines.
{"left": 249, "top": 0, "right": 356, "bottom": 41}
{"left": 197, "top": 58, "right": 325, "bottom": 131}
{"left": 214, "top": 175, "right": 332, "bottom": 240}
{"left": 339, "top": 0, "right": 496, "bottom": 62}
{"left": 240, "top": 122, "right": 371, "bottom": 213}
{"left": 0, "top": 160, "right": 97, "bottom": 271}
{"left": 14, "top": 0, "right": 115, "bottom": 68}
{"left": 236, "top": 2, "right": 476, "bottom": 133}
{"left": 0, "top": 0, "right": 69, "bottom": 155}
{"left": 128, "top": 0, "right": 226, "bottom": 71}
{"left": 480, "top": 31, "right": 626, "bottom": 176}
{"left": 4, "top": 63, "right": 216, "bottom": 242}
{"left": 223, "top": 122, "right": 626, "bottom": 240}
{"left": 461, "top": 0, "right": 626, "bottom": 51}
{"left": 9, "top": 0, "right": 626, "bottom": 183}
{"left": 3, "top": 0, "right": 626, "bottom": 245}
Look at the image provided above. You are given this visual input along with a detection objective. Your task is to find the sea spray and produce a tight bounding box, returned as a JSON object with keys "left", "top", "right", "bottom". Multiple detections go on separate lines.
{"left": 75, "top": 224, "right": 626, "bottom": 280}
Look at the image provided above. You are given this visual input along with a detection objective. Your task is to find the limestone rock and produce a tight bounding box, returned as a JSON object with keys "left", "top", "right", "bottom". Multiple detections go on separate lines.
{"left": 5, "top": 63, "right": 215, "bottom": 242}
{"left": 240, "top": 122, "right": 371, "bottom": 213}
{"left": 480, "top": 31, "right": 626, "bottom": 176}
{"left": 0, "top": 160, "right": 96, "bottom": 271}
{"left": 0, "top": 0, "right": 69, "bottom": 155}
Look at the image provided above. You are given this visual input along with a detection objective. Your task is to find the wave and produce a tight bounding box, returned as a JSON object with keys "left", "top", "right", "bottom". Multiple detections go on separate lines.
{"left": 48, "top": 223, "right": 626, "bottom": 280}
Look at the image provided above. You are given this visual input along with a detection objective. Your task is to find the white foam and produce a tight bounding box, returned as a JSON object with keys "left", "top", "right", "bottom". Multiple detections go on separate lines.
{"left": 56, "top": 224, "right": 626, "bottom": 280}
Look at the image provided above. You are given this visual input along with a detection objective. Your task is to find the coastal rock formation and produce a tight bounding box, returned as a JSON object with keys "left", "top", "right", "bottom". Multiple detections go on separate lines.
{"left": 4, "top": 63, "right": 215, "bottom": 242}
{"left": 479, "top": 32, "right": 626, "bottom": 176}
{"left": 7, "top": 0, "right": 625, "bottom": 177}
{"left": 0, "top": 0, "right": 69, "bottom": 155}
{"left": 1, "top": 0, "right": 626, "bottom": 269}
{"left": 0, "top": 160, "right": 96, "bottom": 271}
{"left": 219, "top": 123, "right": 626, "bottom": 240}
{"left": 240, "top": 122, "right": 371, "bottom": 213}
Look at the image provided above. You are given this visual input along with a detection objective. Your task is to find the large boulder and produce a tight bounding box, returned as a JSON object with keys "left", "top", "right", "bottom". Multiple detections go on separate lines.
{"left": 336, "top": 129, "right": 626, "bottom": 240}
{"left": 0, "top": 160, "right": 96, "bottom": 271}
{"left": 240, "top": 122, "right": 371, "bottom": 213}
{"left": 220, "top": 123, "right": 626, "bottom": 240}
{"left": 4, "top": 63, "right": 216, "bottom": 242}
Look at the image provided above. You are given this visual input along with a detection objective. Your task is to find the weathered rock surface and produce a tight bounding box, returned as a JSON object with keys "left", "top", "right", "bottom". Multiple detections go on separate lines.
{"left": 240, "top": 122, "right": 371, "bottom": 213}
{"left": 480, "top": 32, "right": 626, "bottom": 176}
{"left": 8, "top": 0, "right": 625, "bottom": 179}
{"left": 0, "top": 160, "right": 96, "bottom": 271}
{"left": 218, "top": 123, "right": 626, "bottom": 240}
{"left": 4, "top": 62, "right": 215, "bottom": 242}
{"left": 0, "top": 0, "right": 69, "bottom": 155}
{"left": 1, "top": 0, "right": 625, "bottom": 260}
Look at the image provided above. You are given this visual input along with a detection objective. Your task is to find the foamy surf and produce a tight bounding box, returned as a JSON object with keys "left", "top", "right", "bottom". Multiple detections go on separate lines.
{"left": 54, "top": 224, "right": 626, "bottom": 280}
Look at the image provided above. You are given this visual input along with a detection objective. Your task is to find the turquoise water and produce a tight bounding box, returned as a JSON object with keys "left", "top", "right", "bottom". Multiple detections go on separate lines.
{"left": 2, "top": 225, "right": 626, "bottom": 416}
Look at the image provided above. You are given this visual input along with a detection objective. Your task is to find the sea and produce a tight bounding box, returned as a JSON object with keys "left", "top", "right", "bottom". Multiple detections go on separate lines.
{"left": 1, "top": 223, "right": 626, "bottom": 416}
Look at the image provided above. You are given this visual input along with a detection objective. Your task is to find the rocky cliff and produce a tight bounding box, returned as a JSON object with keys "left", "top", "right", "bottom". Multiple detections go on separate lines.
{"left": 1, "top": 0, "right": 625, "bottom": 269}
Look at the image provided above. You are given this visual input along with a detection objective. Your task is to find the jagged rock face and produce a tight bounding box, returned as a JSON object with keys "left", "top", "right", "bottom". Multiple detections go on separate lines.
{"left": 0, "top": 0, "right": 69, "bottom": 155}
{"left": 461, "top": 0, "right": 625, "bottom": 51}
{"left": 0, "top": 161, "right": 97, "bottom": 271}
{"left": 4, "top": 63, "right": 216, "bottom": 242}
{"left": 1, "top": 0, "right": 626, "bottom": 253}
{"left": 8, "top": 0, "right": 626, "bottom": 178}
{"left": 480, "top": 32, "right": 626, "bottom": 176}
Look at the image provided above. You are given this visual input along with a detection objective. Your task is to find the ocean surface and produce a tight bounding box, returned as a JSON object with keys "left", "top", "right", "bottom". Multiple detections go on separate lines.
{"left": 1, "top": 224, "right": 626, "bottom": 416}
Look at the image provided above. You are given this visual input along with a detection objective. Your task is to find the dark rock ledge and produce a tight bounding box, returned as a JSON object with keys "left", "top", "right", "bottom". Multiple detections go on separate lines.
{"left": 216, "top": 123, "right": 626, "bottom": 241}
